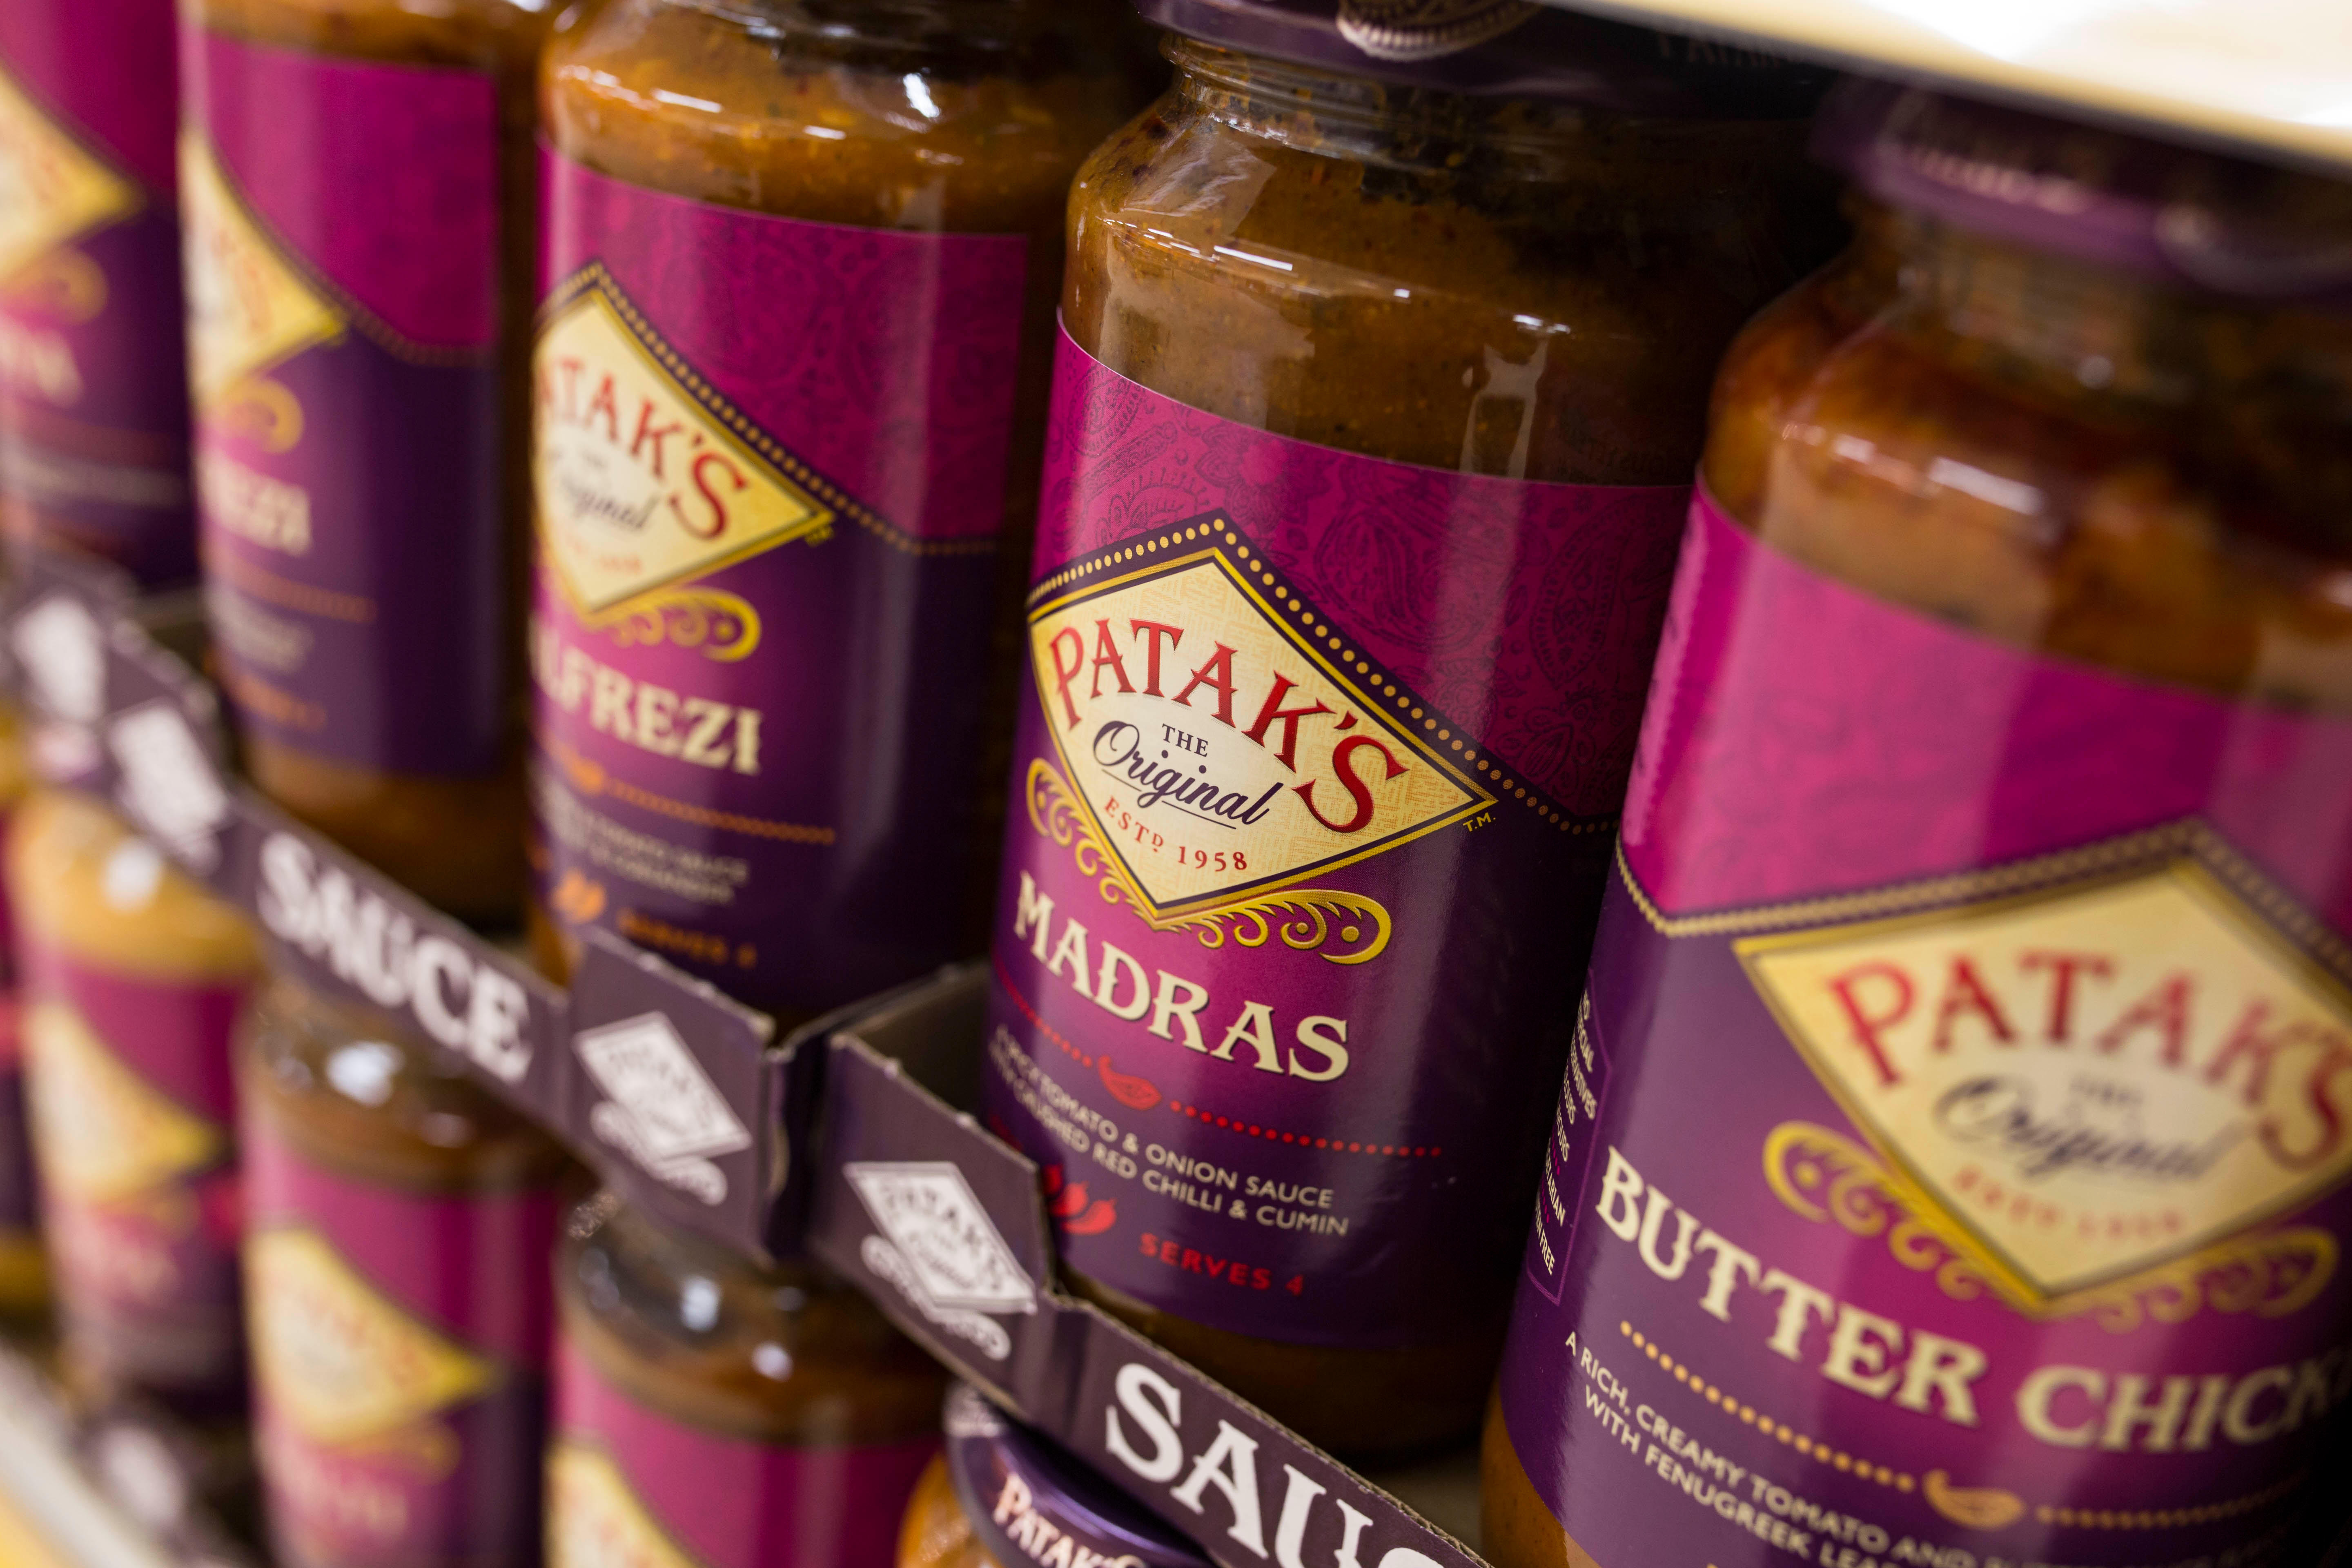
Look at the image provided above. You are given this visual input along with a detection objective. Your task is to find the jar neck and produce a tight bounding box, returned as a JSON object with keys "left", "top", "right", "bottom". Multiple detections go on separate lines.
{"left": 1171, "top": 36, "right": 1627, "bottom": 178}
{"left": 1886, "top": 215, "right": 2203, "bottom": 408}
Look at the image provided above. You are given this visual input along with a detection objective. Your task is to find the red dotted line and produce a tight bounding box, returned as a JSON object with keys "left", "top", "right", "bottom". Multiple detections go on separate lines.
{"left": 1165, "top": 1100, "right": 1438, "bottom": 1158}
{"left": 995, "top": 956, "right": 1096, "bottom": 1067}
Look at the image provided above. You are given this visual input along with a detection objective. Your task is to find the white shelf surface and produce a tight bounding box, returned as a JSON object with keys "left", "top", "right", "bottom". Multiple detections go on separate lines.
{"left": 0, "top": 1394, "right": 174, "bottom": 1568}
{"left": 1541, "top": 0, "right": 2352, "bottom": 171}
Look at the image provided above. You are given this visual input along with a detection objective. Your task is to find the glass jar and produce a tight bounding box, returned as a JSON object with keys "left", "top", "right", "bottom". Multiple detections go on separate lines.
{"left": 981, "top": 0, "right": 1833, "bottom": 1461}
{"left": 547, "top": 1191, "right": 947, "bottom": 1568}
{"left": 0, "top": 706, "right": 41, "bottom": 1320}
{"left": 0, "top": 0, "right": 197, "bottom": 588}
{"left": 527, "top": 0, "right": 1153, "bottom": 1017}
{"left": 1485, "top": 84, "right": 2352, "bottom": 1568}
{"left": 239, "top": 973, "right": 571, "bottom": 1568}
{"left": 899, "top": 1384, "right": 1210, "bottom": 1568}
{"left": 178, "top": 0, "right": 550, "bottom": 923}
{"left": 6, "top": 789, "right": 258, "bottom": 1415}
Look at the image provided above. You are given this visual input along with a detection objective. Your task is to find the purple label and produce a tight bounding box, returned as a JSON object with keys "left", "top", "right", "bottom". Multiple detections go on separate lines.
{"left": 548, "top": 1331, "right": 939, "bottom": 1568}
{"left": 0, "top": 996, "right": 32, "bottom": 1244}
{"left": 244, "top": 1114, "right": 558, "bottom": 1568}
{"left": 980, "top": 329, "right": 1686, "bottom": 1347}
{"left": 529, "top": 150, "right": 1026, "bottom": 1013}
{"left": 0, "top": 0, "right": 196, "bottom": 587}
{"left": 183, "top": 29, "right": 507, "bottom": 776}
{"left": 17, "top": 939, "right": 246, "bottom": 1399}
{"left": 1497, "top": 489, "right": 2352, "bottom": 1567}
{"left": 943, "top": 1385, "right": 1209, "bottom": 1568}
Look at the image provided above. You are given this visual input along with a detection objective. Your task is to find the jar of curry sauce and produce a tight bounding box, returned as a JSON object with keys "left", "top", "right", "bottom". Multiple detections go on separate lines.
{"left": 0, "top": 705, "right": 42, "bottom": 1321}
{"left": 178, "top": 0, "right": 549, "bottom": 923}
{"left": 240, "top": 974, "right": 570, "bottom": 1568}
{"left": 899, "top": 1384, "right": 1213, "bottom": 1568}
{"left": 527, "top": 0, "right": 1152, "bottom": 1017}
{"left": 1485, "top": 82, "right": 2352, "bottom": 1568}
{"left": 0, "top": 0, "right": 197, "bottom": 587}
{"left": 7, "top": 788, "right": 258, "bottom": 1415}
{"left": 980, "top": 0, "right": 1832, "bottom": 1461}
{"left": 546, "top": 1190, "right": 946, "bottom": 1568}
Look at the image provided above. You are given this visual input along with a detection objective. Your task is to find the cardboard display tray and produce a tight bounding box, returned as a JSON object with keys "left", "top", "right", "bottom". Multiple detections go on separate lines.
{"left": 1531, "top": 0, "right": 2352, "bottom": 174}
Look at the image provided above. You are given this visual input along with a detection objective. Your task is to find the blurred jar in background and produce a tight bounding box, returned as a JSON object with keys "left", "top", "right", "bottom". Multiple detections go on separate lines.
{"left": 528, "top": 0, "right": 1154, "bottom": 1017}
{"left": 241, "top": 974, "right": 571, "bottom": 1568}
{"left": 548, "top": 1190, "right": 946, "bottom": 1568}
{"left": 178, "top": 0, "right": 552, "bottom": 923}
{"left": 7, "top": 788, "right": 258, "bottom": 1415}
{"left": 0, "top": 0, "right": 197, "bottom": 587}
{"left": 0, "top": 705, "right": 40, "bottom": 1321}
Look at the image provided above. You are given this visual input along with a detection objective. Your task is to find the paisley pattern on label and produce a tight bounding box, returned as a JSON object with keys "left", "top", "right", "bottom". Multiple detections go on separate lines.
{"left": 183, "top": 29, "right": 509, "bottom": 775}
{"left": 0, "top": 0, "right": 195, "bottom": 586}
{"left": 982, "top": 329, "right": 1687, "bottom": 1347}
{"left": 530, "top": 151, "right": 1026, "bottom": 1013}
{"left": 245, "top": 1119, "right": 556, "bottom": 1568}
{"left": 548, "top": 1334, "right": 940, "bottom": 1568}
{"left": 16, "top": 942, "right": 245, "bottom": 1400}
{"left": 1496, "top": 489, "right": 2352, "bottom": 1568}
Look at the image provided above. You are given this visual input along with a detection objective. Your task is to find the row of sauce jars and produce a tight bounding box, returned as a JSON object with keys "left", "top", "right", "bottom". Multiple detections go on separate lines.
{"left": 0, "top": 1, "right": 2347, "bottom": 1568}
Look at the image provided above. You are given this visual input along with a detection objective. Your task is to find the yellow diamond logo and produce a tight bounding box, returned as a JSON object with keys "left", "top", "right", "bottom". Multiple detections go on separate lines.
{"left": 1028, "top": 523, "right": 1487, "bottom": 920}
{"left": 178, "top": 131, "right": 343, "bottom": 405}
{"left": 535, "top": 270, "right": 834, "bottom": 616}
{"left": 546, "top": 1441, "right": 696, "bottom": 1568}
{"left": 1740, "top": 851, "right": 2352, "bottom": 1307}
{"left": 0, "top": 64, "right": 139, "bottom": 284}
{"left": 246, "top": 1228, "right": 494, "bottom": 1446}
{"left": 23, "top": 1001, "right": 219, "bottom": 1204}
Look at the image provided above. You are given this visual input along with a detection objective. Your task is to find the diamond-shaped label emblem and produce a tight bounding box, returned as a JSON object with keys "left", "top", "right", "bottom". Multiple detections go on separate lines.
{"left": 844, "top": 1161, "right": 1036, "bottom": 1314}
{"left": 23, "top": 1002, "right": 219, "bottom": 1204}
{"left": 546, "top": 1441, "right": 694, "bottom": 1568}
{"left": 572, "top": 1012, "right": 751, "bottom": 1165}
{"left": 247, "top": 1228, "right": 494, "bottom": 1446}
{"left": 1740, "top": 854, "right": 2352, "bottom": 1306}
{"left": 535, "top": 272, "right": 833, "bottom": 615}
{"left": 177, "top": 132, "right": 343, "bottom": 404}
{"left": 0, "top": 64, "right": 140, "bottom": 285}
{"left": 1027, "top": 523, "right": 1487, "bottom": 919}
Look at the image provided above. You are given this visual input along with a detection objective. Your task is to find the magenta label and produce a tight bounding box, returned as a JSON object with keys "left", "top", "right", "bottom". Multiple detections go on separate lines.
{"left": 980, "top": 328, "right": 1686, "bottom": 1346}
{"left": 1497, "top": 489, "right": 2352, "bottom": 1567}
{"left": 182, "top": 29, "right": 507, "bottom": 775}
{"left": 17, "top": 939, "right": 245, "bottom": 1399}
{"left": 529, "top": 149, "right": 1027, "bottom": 1012}
{"left": 0, "top": 0, "right": 196, "bottom": 587}
{"left": 0, "top": 995, "right": 31, "bottom": 1240}
{"left": 244, "top": 1114, "right": 558, "bottom": 1568}
{"left": 548, "top": 1331, "right": 939, "bottom": 1568}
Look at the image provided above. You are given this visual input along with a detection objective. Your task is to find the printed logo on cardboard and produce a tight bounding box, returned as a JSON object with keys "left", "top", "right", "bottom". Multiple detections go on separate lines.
{"left": 535, "top": 267, "right": 834, "bottom": 623}
{"left": 545, "top": 1440, "right": 695, "bottom": 1568}
{"left": 247, "top": 1227, "right": 494, "bottom": 1447}
{"left": 0, "top": 64, "right": 139, "bottom": 290}
{"left": 23, "top": 1002, "right": 219, "bottom": 1203}
{"left": 846, "top": 1160, "right": 1035, "bottom": 1361}
{"left": 572, "top": 1011, "right": 751, "bottom": 1207}
{"left": 1025, "top": 518, "right": 1489, "bottom": 961}
{"left": 177, "top": 132, "right": 342, "bottom": 408}
{"left": 1738, "top": 840, "right": 2352, "bottom": 1314}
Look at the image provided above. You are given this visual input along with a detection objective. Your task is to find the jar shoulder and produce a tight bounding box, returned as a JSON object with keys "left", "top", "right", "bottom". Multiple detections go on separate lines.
{"left": 189, "top": 0, "right": 552, "bottom": 71}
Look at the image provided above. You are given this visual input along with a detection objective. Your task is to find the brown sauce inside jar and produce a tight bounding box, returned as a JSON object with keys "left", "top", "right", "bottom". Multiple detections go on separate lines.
{"left": 555, "top": 1189, "right": 945, "bottom": 1457}
{"left": 185, "top": 0, "right": 549, "bottom": 925}
{"left": 1052, "top": 32, "right": 1833, "bottom": 1462}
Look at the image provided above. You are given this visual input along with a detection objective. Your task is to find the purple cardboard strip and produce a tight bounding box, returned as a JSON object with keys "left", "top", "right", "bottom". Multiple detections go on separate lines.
{"left": 562, "top": 930, "right": 777, "bottom": 1258}
{"left": 806, "top": 964, "right": 1485, "bottom": 1568}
